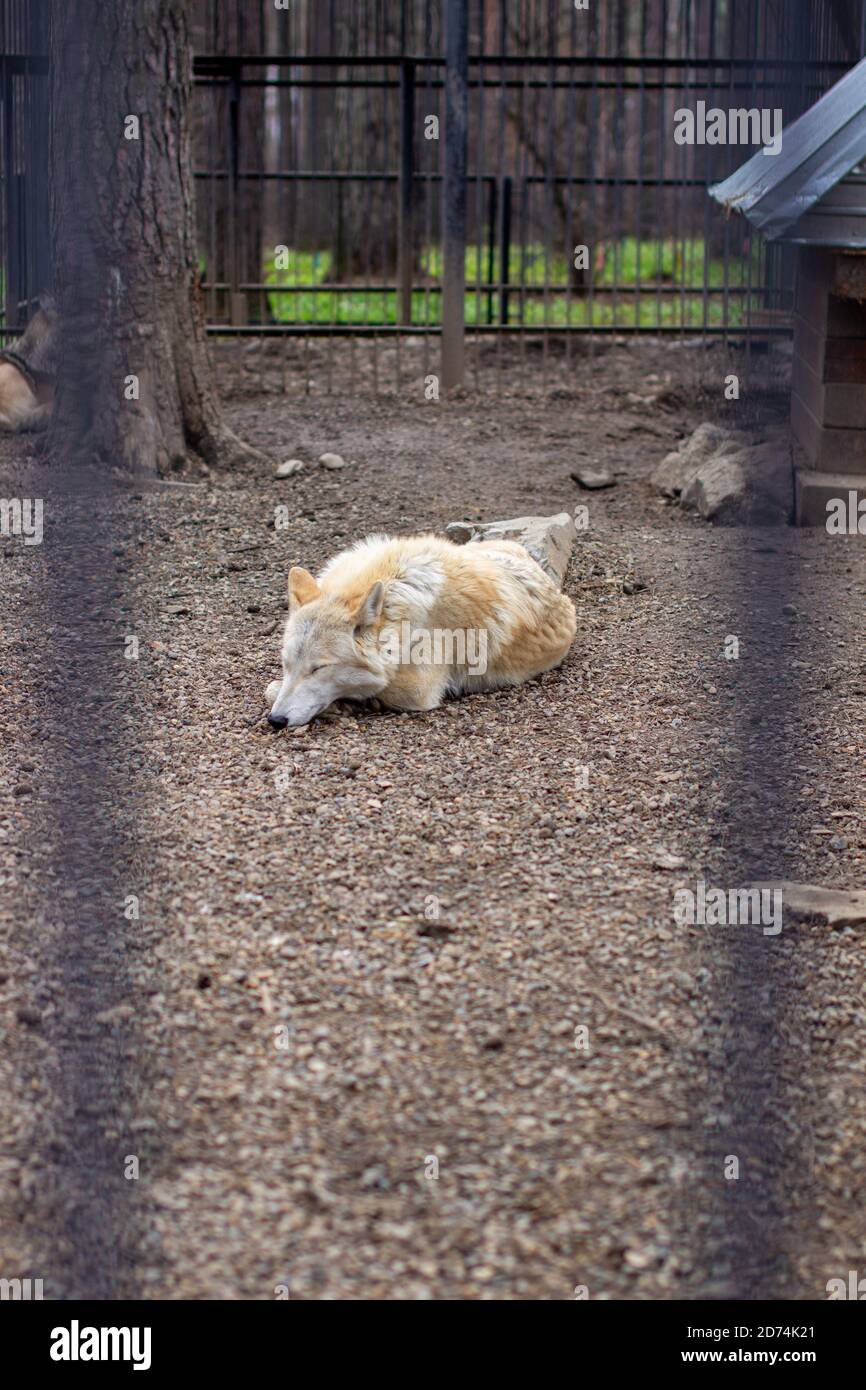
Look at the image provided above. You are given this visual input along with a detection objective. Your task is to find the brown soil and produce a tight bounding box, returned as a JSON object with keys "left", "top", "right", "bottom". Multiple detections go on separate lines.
{"left": 0, "top": 337, "right": 864, "bottom": 1299}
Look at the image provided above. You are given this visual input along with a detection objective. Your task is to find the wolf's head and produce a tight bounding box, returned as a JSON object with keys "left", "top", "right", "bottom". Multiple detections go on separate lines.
{"left": 267, "top": 567, "right": 390, "bottom": 727}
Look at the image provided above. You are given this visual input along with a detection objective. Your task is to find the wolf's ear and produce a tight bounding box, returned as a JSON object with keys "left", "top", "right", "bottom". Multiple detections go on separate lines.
{"left": 354, "top": 580, "right": 385, "bottom": 632}
{"left": 288, "top": 566, "right": 320, "bottom": 610}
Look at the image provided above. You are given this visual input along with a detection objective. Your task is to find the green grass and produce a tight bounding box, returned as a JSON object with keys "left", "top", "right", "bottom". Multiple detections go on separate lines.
{"left": 258, "top": 238, "right": 767, "bottom": 330}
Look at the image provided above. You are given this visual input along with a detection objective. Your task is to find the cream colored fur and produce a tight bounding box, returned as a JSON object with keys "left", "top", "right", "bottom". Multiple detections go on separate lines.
{"left": 265, "top": 532, "right": 576, "bottom": 727}
{"left": 0, "top": 360, "right": 51, "bottom": 432}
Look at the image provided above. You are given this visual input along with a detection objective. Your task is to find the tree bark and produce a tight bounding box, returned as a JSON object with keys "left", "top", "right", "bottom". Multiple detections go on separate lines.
{"left": 48, "top": 0, "right": 261, "bottom": 473}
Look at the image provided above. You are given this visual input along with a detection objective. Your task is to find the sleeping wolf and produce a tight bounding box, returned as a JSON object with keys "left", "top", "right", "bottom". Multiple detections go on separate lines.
{"left": 265, "top": 532, "right": 576, "bottom": 727}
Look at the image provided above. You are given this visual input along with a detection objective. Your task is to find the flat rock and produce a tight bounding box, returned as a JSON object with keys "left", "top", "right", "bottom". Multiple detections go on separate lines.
{"left": 446, "top": 512, "right": 576, "bottom": 589}
{"left": 571, "top": 466, "right": 615, "bottom": 490}
{"left": 753, "top": 881, "right": 866, "bottom": 928}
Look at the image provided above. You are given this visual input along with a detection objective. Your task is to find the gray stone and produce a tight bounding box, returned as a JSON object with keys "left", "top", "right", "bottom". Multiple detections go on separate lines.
{"left": 446, "top": 512, "right": 576, "bottom": 589}
{"left": 653, "top": 421, "right": 794, "bottom": 525}
{"left": 680, "top": 451, "right": 749, "bottom": 522}
{"left": 275, "top": 458, "right": 305, "bottom": 478}
{"left": 652, "top": 450, "right": 696, "bottom": 499}
{"left": 651, "top": 422, "right": 741, "bottom": 498}
{"left": 680, "top": 444, "right": 792, "bottom": 525}
{"left": 445, "top": 521, "right": 476, "bottom": 545}
{"left": 319, "top": 452, "right": 346, "bottom": 470}
{"left": 571, "top": 466, "right": 615, "bottom": 490}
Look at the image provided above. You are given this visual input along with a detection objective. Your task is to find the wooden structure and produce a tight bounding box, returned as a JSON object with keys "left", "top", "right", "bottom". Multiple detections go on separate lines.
{"left": 710, "top": 57, "right": 866, "bottom": 525}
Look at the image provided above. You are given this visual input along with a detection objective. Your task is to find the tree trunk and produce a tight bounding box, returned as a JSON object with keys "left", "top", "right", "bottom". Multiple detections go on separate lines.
{"left": 48, "top": 0, "right": 261, "bottom": 473}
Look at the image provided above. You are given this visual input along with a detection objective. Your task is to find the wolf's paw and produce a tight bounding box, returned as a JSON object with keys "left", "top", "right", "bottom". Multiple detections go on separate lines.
{"left": 265, "top": 679, "right": 281, "bottom": 706}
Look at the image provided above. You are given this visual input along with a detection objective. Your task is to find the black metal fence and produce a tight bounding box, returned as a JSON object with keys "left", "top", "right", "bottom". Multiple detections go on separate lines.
{"left": 189, "top": 0, "right": 866, "bottom": 387}
{"left": 0, "top": 0, "right": 49, "bottom": 334}
{"left": 1, "top": 1, "right": 865, "bottom": 386}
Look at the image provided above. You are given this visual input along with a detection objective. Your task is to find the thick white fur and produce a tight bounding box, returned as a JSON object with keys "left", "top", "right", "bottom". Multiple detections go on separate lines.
{"left": 265, "top": 533, "right": 576, "bottom": 727}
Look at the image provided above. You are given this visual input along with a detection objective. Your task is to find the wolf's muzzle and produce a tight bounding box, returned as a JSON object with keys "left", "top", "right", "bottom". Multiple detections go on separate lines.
{"left": 267, "top": 712, "right": 288, "bottom": 729}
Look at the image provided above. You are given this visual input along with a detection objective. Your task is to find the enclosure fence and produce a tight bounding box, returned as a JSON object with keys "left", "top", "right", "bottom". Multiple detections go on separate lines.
{"left": 1, "top": 1, "right": 865, "bottom": 390}
{"left": 0, "top": 0, "right": 48, "bottom": 332}
{"left": 188, "top": 0, "right": 866, "bottom": 386}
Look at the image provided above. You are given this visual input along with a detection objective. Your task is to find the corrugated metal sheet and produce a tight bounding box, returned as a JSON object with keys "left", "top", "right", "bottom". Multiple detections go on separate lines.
{"left": 709, "top": 55, "right": 866, "bottom": 242}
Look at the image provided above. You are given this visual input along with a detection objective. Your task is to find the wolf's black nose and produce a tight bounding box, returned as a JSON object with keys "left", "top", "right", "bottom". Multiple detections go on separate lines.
{"left": 267, "top": 713, "right": 288, "bottom": 729}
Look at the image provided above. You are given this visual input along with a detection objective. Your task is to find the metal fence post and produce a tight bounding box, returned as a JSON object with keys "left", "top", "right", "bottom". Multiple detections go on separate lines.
{"left": 398, "top": 59, "right": 415, "bottom": 328}
{"left": 3, "top": 56, "right": 20, "bottom": 326}
{"left": 228, "top": 60, "right": 245, "bottom": 328}
{"left": 29, "top": 0, "right": 51, "bottom": 307}
{"left": 442, "top": 0, "right": 467, "bottom": 390}
{"left": 499, "top": 175, "right": 512, "bottom": 326}
{"left": 486, "top": 176, "right": 496, "bottom": 324}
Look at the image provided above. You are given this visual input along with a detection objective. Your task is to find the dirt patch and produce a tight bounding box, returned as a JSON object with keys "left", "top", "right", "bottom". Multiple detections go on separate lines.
{"left": 1, "top": 339, "right": 863, "bottom": 1299}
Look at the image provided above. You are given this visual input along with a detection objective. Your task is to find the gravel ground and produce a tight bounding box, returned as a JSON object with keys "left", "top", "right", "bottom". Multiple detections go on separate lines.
{"left": 1, "top": 337, "right": 864, "bottom": 1300}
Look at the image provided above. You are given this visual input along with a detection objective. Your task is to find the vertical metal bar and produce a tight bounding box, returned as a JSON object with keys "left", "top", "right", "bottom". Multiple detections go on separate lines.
{"left": 563, "top": 0, "right": 578, "bottom": 362}
{"left": 636, "top": 0, "right": 648, "bottom": 335}
{"left": 744, "top": 0, "right": 756, "bottom": 391}
{"left": 655, "top": 0, "right": 668, "bottom": 337}
{"left": 228, "top": 61, "right": 244, "bottom": 326}
{"left": 515, "top": 12, "right": 530, "bottom": 355}
{"left": 722, "top": 0, "right": 734, "bottom": 356}
{"left": 499, "top": 174, "right": 511, "bottom": 325}
{"left": 676, "top": 0, "right": 688, "bottom": 341}
{"left": 3, "top": 57, "right": 20, "bottom": 326}
{"left": 359, "top": 2, "right": 375, "bottom": 382}
{"left": 518, "top": 173, "right": 527, "bottom": 340}
{"left": 0, "top": 55, "right": 5, "bottom": 333}
{"left": 542, "top": 0, "right": 554, "bottom": 382}
{"left": 702, "top": 0, "right": 713, "bottom": 360}
{"left": 442, "top": 0, "right": 467, "bottom": 391}
{"left": 420, "top": 39, "right": 436, "bottom": 387}
{"left": 486, "top": 176, "right": 496, "bottom": 325}
{"left": 494, "top": 0, "right": 507, "bottom": 391}
{"left": 587, "top": 2, "right": 599, "bottom": 351}
{"left": 611, "top": 0, "right": 624, "bottom": 334}
{"left": 31, "top": 3, "right": 48, "bottom": 299}
{"left": 0, "top": 0, "right": 4, "bottom": 321}
{"left": 398, "top": 58, "right": 415, "bottom": 327}
{"left": 473, "top": 1, "right": 486, "bottom": 391}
